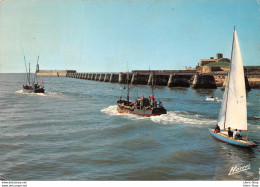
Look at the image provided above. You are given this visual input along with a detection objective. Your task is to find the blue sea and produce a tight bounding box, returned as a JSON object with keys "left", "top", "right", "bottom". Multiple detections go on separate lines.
{"left": 0, "top": 73, "right": 259, "bottom": 180}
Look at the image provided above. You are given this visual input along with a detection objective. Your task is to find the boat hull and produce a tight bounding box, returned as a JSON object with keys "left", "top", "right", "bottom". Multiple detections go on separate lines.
{"left": 23, "top": 89, "right": 34, "bottom": 93}
{"left": 118, "top": 108, "right": 165, "bottom": 117}
{"left": 34, "top": 87, "right": 45, "bottom": 93}
{"left": 209, "top": 128, "right": 257, "bottom": 147}
{"left": 117, "top": 103, "right": 167, "bottom": 117}
{"left": 23, "top": 85, "right": 45, "bottom": 93}
{"left": 23, "top": 88, "right": 45, "bottom": 93}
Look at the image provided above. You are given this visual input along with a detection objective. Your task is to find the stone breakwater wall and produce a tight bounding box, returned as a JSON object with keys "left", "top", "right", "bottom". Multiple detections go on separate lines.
{"left": 36, "top": 70, "right": 76, "bottom": 77}
{"left": 66, "top": 71, "right": 260, "bottom": 89}
{"left": 246, "top": 75, "right": 260, "bottom": 89}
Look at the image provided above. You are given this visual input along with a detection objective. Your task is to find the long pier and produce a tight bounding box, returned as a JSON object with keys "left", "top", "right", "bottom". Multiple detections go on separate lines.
{"left": 66, "top": 70, "right": 260, "bottom": 89}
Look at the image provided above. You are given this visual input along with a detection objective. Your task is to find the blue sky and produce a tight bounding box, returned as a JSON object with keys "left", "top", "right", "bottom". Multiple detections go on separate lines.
{"left": 0, "top": 0, "right": 259, "bottom": 73}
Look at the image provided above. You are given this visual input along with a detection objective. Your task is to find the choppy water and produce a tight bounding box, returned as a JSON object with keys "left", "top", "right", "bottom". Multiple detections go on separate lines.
{"left": 0, "top": 73, "right": 259, "bottom": 180}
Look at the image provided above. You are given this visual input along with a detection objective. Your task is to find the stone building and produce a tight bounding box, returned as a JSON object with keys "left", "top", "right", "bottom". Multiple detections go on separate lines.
{"left": 198, "top": 53, "right": 231, "bottom": 66}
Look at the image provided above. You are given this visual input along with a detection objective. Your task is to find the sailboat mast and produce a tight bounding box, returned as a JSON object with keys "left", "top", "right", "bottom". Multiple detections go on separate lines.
{"left": 223, "top": 26, "right": 236, "bottom": 130}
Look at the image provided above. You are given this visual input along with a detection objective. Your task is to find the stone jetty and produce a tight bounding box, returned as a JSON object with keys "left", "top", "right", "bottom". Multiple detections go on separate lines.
{"left": 37, "top": 70, "right": 76, "bottom": 77}
{"left": 222, "top": 76, "right": 251, "bottom": 91}
{"left": 65, "top": 70, "right": 260, "bottom": 89}
{"left": 192, "top": 74, "right": 217, "bottom": 89}
{"left": 109, "top": 74, "right": 119, "bottom": 83}
{"left": 131, "top": 74, "right": 150, "bottom": 85}
{"left": 104, "top": 74, "right": 111, "bottom": 82}
{"left": 99, "top": 74, "right": 105, "bottom": 81}
{"left": 168, "top": 74, "right": 192, "bottom": 87}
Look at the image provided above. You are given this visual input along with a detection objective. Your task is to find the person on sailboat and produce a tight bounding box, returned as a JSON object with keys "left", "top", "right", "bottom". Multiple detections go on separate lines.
{"left": 233, "top": 129, "right": 242, "bottom": 140}
{"left": 214, "top": 124, "right": 220, "bottom": 133}
{"left": 228, "top": 127, "right": 233, "bottom": 138}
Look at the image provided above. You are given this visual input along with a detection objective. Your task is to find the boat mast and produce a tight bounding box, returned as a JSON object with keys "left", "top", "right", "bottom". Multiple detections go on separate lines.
{"left": 28, "top": 63, "right": 31, "bottom": 85}
{"left": 24, "top": 56, "right": 30, "bottom": 84}
{"left": 151, "top": 72, "right": 155, "bottom": 106}
{"left": 223, "top": 26, "right": 236, "bottom": 130}
{"left": 126, "top": 61, "right": 130, "bottom": 103}
{"left": 152, "top": 72, "right": 154, "bottom": 97}
{"left": 127, "top": 71, "right": 129, "bottom": 103}
{"left": 34, "top": 56, "right": 39, "bottom": 84}
{"left": 20, "top": 43, "right": 29, "bottom": 84}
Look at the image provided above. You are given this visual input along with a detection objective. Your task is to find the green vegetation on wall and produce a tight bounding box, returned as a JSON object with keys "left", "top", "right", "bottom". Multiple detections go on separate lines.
{"left": 206, "top": 62, "right": 230, "bottom": 69}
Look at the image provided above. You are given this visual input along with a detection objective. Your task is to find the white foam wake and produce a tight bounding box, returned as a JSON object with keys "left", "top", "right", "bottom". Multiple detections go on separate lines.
{"left": 205, "top": 97, "right": 214, "bottom": 101}
{"left": 205, "top": 97, "right": 222, "bottom": 102}
{"left": 151, "top": 111, "right": 216, "bottom": 125}
{"left": 215, "top": 97, "right": 222, "bottom": 102}
{"left": 101, "top": 105, "right": 216, "bottom": 125}
{"left": 101, "top": 105, "right": 122, "bottom": 116}
{"left": 100, "top": 105, "right": 147, "bottom": 120}
{"left": 15, "top": 90, "right": 63, "bottom": 97}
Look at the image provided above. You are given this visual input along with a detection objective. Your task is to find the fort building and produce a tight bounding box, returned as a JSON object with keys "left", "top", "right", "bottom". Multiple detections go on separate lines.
{"left": 198, "top": 53, "right": 231, "bottom": 66}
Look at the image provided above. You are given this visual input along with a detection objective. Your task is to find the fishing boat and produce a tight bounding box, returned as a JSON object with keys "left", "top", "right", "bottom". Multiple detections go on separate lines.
{"left": 209, "top": 27, "right": 257, "bottom": 147}
{"left": 117, "top": 72, "right": 167, "bottom": 117}
{"left": 23, "top": 56, "right": 45, "bottom": 93}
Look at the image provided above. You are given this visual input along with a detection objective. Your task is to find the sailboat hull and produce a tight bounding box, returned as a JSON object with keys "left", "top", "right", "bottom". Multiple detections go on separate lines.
{"left": 209, "top": 129, "right": 257, "bottom": 147}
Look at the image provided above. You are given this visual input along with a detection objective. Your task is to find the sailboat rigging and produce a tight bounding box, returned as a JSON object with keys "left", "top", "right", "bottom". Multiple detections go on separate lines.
{"left": 209, "top": 27, "right": 257, "bottom": 147}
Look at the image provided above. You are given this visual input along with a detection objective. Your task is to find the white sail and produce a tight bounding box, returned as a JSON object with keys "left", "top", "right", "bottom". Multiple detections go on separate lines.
{"left": 217, "top": 29, "right": 247, "bottom": 131}
{"left": 218, "top": 77, "right": 228, "bottom": 129}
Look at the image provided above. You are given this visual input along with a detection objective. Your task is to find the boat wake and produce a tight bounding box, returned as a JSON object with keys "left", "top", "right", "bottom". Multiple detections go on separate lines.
{"left": 151, "top": 112, "right": 216, "bottom": 125}
{"left": 101, "top": 105, "right": 125, "bottom": 116}
{"left": 205, "top": 97, "right": 214, "bottom": 101}
{"left": 101, "top": 105, "right": 216, "bottom": 125}
{"left": 205, "top": 97, "right": 222, "bottom": 102}
{"left": 15, "top": 90, "right": 63, "bottom": 97}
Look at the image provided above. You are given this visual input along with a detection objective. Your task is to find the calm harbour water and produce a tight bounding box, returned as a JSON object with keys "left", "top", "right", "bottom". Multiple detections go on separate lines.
{"left": 0, "top": 73, "right": 259, "bottom": 181}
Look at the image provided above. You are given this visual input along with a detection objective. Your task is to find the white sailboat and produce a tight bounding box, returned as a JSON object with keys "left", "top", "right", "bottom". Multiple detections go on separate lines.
{"left": 209, "top": 27, "right": 257, "bottom": 147}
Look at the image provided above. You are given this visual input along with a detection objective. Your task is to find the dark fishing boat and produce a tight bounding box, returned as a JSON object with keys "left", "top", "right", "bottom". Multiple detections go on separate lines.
{"left": 23, "top": 56, "right": 45, "bottom": 93}
{"left": 117, "top": 72, "right": 167, "bottom": 117}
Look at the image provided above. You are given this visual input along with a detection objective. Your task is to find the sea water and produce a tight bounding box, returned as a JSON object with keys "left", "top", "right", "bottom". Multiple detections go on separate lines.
{"left": 0, "top": 73, "right": 259, "bottom": 180}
